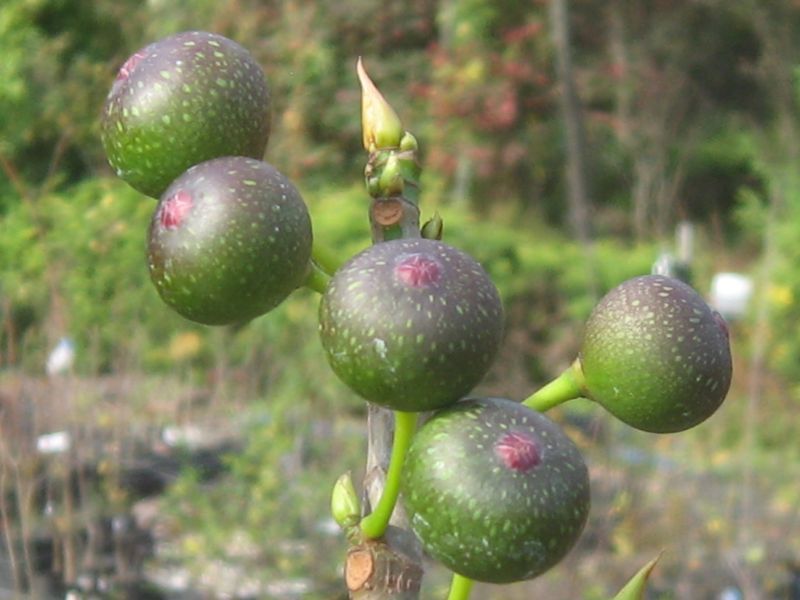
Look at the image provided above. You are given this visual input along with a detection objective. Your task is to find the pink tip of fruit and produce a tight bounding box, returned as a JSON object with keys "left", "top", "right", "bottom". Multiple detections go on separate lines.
{"left": 159, "top": 189, "right": 193, "bottom": 229}
{"left": 116, "top": 51, "right": 147, "bottom": 83}
{"left": 494, "top": 431, "right": 541, "bottom": 472}
{"left": 394, "top": 254, "right": 442, "bottom": 288}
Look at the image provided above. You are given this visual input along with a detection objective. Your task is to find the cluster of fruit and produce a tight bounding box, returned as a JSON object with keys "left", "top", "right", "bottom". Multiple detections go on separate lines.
{"left": 102, "top": 31, "right": 312, "bottom": 325}
{"left": 102, "top": 31, "right": 733, "bottom": 595}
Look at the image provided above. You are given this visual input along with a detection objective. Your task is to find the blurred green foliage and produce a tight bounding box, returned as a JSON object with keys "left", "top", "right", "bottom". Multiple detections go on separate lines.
{"left": 0, "top": 175, "right": 657, "bottom": 378}
{"left": 0, "top": 0, "right": 768, "bottom": 222}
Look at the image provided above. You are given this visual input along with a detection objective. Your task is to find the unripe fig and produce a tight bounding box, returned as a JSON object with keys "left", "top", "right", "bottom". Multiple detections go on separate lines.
{"left": 318, "top": 238, "right": 503, "bottom": 412}
{"left": 579, "top": 274, "right": 732, "bottom": 433}
{"left": 148, "top": 156, "right": 312, "bottom": 325}
{"left": 102, "top": 31, "right": 271, "bottom": 198}
{"left": 401, "top": 397, "right": 590, "bottom": 583}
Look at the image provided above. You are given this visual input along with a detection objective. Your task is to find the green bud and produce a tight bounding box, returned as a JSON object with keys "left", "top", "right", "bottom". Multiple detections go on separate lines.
{"left": 399, "top": 131, "right": 418, "bottom": 153}
{"left": 366, "top": 175, "right": 382, "bottom": 197}
{"left": 421, "top": 211, "right": 444, "bottom": 240}
{"left": 357, "top": 58, "right": 403, "bottom": 151}
{"left": 377, "top": 154, "right": 404, "bottom": 196}
{"left": 331, "top": 472, "right": 361, "bottom": 529}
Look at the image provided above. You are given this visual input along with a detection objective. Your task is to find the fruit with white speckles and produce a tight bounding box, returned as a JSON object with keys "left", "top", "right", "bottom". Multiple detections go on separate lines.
{"left": 102, "top": 31, "right": 271, "bottom": 198}
{"left": 318, "top": 238, "right": 504, "bottom": 412}
{"left": 578, "top": 274, "right": 732, "bottom": 433}
{"left": 148, "top": 156, "right": 312, "bottom": 325}
{"left": 401, "top": 397, "right": 590, "bottom": 583}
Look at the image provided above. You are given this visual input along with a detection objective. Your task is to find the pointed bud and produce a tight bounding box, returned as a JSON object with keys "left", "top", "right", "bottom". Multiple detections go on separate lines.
{"left": 331, "top": 472, "right": 361, "bottom": 530}
{"left": 358, "top": 58, "right": 403, "bottom": 151}
{"left": 611, "top": 553, "right": 662, "bottom": 600}
{"left": 399, "top": 131, "right": 418, "bottom": 153}
{"left": 421, "top": 211, "right": 444, "bottom": 240}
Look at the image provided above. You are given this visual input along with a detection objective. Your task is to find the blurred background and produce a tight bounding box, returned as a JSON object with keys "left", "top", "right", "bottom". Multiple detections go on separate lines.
{"left": 1, "top": 0, "right": 799, "bottom": 598}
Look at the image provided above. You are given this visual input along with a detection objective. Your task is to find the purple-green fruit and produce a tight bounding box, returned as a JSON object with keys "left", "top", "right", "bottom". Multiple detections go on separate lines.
{"left": 102, "top": 31, "right": 271, "bottom": 198}
{"left": 147, "top": 156, "right": 312, "bottom": 325}
{"left": 579, "top": 274, "right": 732, "bottom": 433}
{"left": 318, "top": 238, "right": 504, "bottom": 412}
{"left": 401, "top": 397, "right": 590, "bottom": 583}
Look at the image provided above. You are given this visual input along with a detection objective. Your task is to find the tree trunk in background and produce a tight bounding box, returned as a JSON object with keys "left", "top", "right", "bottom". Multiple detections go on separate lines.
{"left": 607, "top": 0, "right": 698, "bottom": 241}
{"left": 549, "top": 0, "right": 592, "bottom": 245}
{"left": 608, "top": 1, "right": 632, "bottom": 149}
{"left": 549, "top": 0, "right": 597, "bottom": 296}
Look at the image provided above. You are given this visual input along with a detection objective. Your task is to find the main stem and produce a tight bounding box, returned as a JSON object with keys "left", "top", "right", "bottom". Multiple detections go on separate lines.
{"left": 345, "top": 60, "right": 425, "bottom": 599}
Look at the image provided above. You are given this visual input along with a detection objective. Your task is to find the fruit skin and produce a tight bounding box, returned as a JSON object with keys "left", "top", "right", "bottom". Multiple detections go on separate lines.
{"left": 579, "top": 274, "right": 732, "bottom": 433}
{"left": 148, "top": 156, "right": 312, "bottom": 325}
{"left": 102, "top": 31, "right": 271, "bottom": 198}
{"left": 318, "top": 238, "right": 504, "bottom": 412}
{"left": 401, "top": 397, "right": 590, "bottom": 584}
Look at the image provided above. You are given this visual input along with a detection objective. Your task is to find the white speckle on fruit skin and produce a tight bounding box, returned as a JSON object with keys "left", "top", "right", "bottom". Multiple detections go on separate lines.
{"left": 373, "top": 338, "right": 388, "bottom": 360}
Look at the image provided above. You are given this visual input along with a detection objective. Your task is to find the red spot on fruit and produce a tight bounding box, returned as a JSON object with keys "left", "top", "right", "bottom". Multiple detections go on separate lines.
{"left": 494, "top": 431, "right": 541, "bottom": 472}
{"left": 394, "top": 254, "right": 442, "bottom": 288}
{"left": 159, "top": 189, "right": 193, "bottom": 229}
{"left": 116, "top": 51, "right": 147, "bottom": 83}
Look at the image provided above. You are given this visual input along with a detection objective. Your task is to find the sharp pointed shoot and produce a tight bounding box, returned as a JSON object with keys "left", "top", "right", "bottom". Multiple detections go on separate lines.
{"left": 611, "top": 552, "right": 663, "bottom": 600}
{"left": 358, "top": 57, "right": 403, "bottom": 152}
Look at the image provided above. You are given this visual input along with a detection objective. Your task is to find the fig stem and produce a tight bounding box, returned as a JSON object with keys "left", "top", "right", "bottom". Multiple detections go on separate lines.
{"left": 522, "top": 359, "right": 586, "bottom": 412}
{"left": 446, "top": 573, "right": 475, "bottom": 600}
{"left": 303, "top": 260, "right": 331, "bottom": 295}
{"left": 311, "top": 240, "right": 344, "bottom": 276}
{"left": 360, "top": 410, "right": 419, "bottom": 539}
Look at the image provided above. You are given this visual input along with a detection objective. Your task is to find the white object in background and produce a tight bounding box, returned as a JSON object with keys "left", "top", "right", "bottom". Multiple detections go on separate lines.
{"left": 710, "top": 272, "right": 753, "bottom": 320}
{"left": 46, "top": 337, "right": 75, "bottom": 376}
{"left": 37, "top": 430, "right": 71, "bottom": 454}
{"left": 651, "top": 251, "right": 677, "bottom": 277}
{"left": 676, "top": 220, "right": 695, "bottom": 263}
{"left": 161, "top": 424, "right": 206, "bottom": 449}
{"left": 717, "top": 586, "right": 743, "bottom": 600}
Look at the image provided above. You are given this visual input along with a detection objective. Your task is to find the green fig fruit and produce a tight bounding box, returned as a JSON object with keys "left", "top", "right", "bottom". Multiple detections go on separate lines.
{"left": 578, "top": 274, "right": 732, "bottom": 433}
{"left": 102, "top": 31, "right": 271, "bottom": 198}
{"left": 401, "top": 397, "right": 590, "bottom": 583}
{"left": 318, "top": 238, "right": 504, "bottom": 412}
{"left": 147, "top": 156, "right": 312, "bottom": 325}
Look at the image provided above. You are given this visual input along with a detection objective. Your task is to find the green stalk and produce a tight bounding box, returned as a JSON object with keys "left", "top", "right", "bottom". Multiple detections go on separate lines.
{"left": 446, "top": 573, "right": 475, "bottom": 600}
{"left": 303, "top": 260, "right": 331, "bottom": 295}
{"left": 360, "top": 410, "right": 419, "bottom": 539}
{"left": 522, "top": 359, "right": 586, "bottom": 412}
{"left": 311, "top": 239, "right": 345, "bottom": 276}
